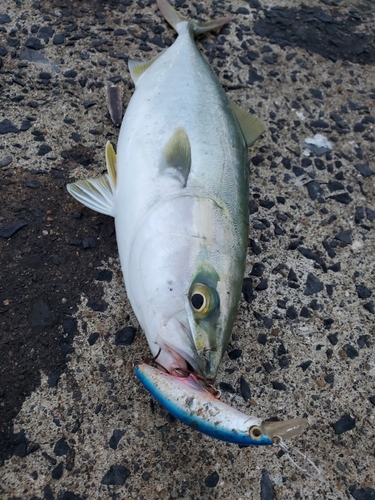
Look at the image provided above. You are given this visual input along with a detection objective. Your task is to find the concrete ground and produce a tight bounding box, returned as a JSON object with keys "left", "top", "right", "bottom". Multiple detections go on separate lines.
{"left": 0, "top": 0, "right": 374, "bottom": 499}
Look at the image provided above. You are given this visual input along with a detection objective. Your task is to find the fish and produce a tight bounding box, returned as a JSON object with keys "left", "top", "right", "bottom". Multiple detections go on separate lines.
{"left": 67, "top": 0, "right": 308, "bottom": 446}
{"left": 135, "top": 363, "right": 308, "bottom": 445}
{"left": 67, "top": 0, "right": 265, "bottom": 381}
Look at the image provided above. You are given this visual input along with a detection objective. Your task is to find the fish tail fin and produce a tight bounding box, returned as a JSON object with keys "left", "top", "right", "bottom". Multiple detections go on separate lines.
{"left": 156, "top": 0, "right": 232, "bottom": 35}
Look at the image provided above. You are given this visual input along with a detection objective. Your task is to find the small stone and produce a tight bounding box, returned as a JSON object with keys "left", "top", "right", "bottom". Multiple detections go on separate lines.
{"left": 51, "top": 462, "right": 63, "bottom": 480}
{"left": 327, "top": 333, "right": 338, "bottom": 345}
{"left": 87, "top": 299, "right": 108, "bottom": 312}
{"left": 43, "top": 484, "right": 53, "bottom": 500}
{"left": 369, "top": 397, "right": 375, "bottom": 407}
{"left": 83, "top": 100, "right": 96, "bottom": 109}
{"left": 356, "top": 285, "right": 372, "bottom": 299}
{"left": 53, "top": 34, "right": 65, "bottom": 44}
{"left": 88, "top": 332, "right": 100, "bottom": 345}
{"left": 96, "top": 269, "right": 113, "bottom": 282}
{"left": 300, "top": 306, "right": 311, "bottom": 318}
{"left": 47, "top": 373, "right": 61, "bottom": 387}
{"left": 30, "top": 299, "right": 57, "bottom": 330}
{"left": 242, "top": 278, "right": 257, "bottom": 303}
{"left": 332, "top": 414, "right": 356, "bottom": 435}
{"left": 354, "top": 163, "right": 373, "bottom": 177}
{"left": 250, "top": 263, "right": 265, "bottom": 276}
{"left": 114, "top": 326, "right": 136, "bottom": 346}
{"left": 109, "top": 429, "right": 125, "bottom": 450}
{"left": 25, "top": 37, "right": 43, "bottom": 50}
{"left": 349, "top": 487, "right": 375, "bottom": 500}
{"left": 334, "top": 230, "right": 352, "bottom": 245}
{"left": 272, "top": 381, "right": 286, "bottom": 391}
{"left": 219, "top": 382, "right": 236, "bottom": 394}
{"left": 204, "top": 471, "right": 219, "bottom": 488}
{"left": 0, "top": 14, "right": 11, "bottom": 23}
{"left": 0, "top": 119, "right": 19, "bottom": 134}
{"left": 343, "top": 344, "right": 359, "bottom": 359}
{"left": 25, "top": 179, "right": 41, "bottom": 189}
{"left": 286, "top": 306, "right": 298, "bottom": 320}
{"left": 101, "top": 464, "right": 130, "bottom": 485}
{"left": 298, "top": 361, "right": 312, "bottom": 372}
{"left": 304, "top": 273, "right": 324, "bottom": 296}
{"left": 228, "top": 348, "right": 242, "bottom": 360}
{"left": 257, "top": 333, "right": 267, "bottom": 345}
{"left": 82, "top": 237, "right": 98, "bottom": 249}
{"left": 240, "top": 376, "right": 251, "bottom": 402}
{"left": 0, "top": 155, "right": 13, "bottom": 167}
{"left": 260, "top": 469, "right": 275, "bottom": 500}
{"left": 363, "top": 301, "right": 375, "bottom": 314}
{"left": 53, "top": 437, "right": 70, "bottom": 456}
{"left": 329, "top": 193, "right": 353, "bottom": 204}
{"left": 0, "top": 220, "right": 27, "bottom": 238}
{"left": 37, "top": 144, "right": 52, "bottom": 156}
{"left": 306, "top": 181, "right": 324, "bottom": 200}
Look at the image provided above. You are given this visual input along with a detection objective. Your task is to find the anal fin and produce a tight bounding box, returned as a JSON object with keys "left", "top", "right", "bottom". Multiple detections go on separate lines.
{"left": 230, "top": 100, "right": 265, "bottom": 146}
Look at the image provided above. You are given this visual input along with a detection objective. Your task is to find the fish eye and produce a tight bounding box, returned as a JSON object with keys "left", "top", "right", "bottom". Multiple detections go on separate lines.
{"left": 191, "top": 292, "right": 206, "bottom": 311}
{"left": 189, "top": 283, "right": 217, "bottom": 318}
{"left": 249, "top": 426, "right": 263, "bottom": 440}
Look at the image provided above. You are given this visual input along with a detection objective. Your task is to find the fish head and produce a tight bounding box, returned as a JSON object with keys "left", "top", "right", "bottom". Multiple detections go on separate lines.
{"left": 183, "top": 265, "right": 238, "bottom": 380}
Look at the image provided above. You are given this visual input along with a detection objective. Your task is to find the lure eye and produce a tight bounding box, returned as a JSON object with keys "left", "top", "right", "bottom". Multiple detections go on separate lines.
{"left": 249, "top": 425, "right": 263, "bottom": 440}
{"left": 189, "top": 283, "right": 218, "bottom": 318}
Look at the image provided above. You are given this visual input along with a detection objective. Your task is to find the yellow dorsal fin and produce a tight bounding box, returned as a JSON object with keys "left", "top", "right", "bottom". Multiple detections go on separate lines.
{"left": 128, "top": 51, "right": 164, "bottom": 85}
{"left": 230, "top": 100, "right": 266, "bottom": 146}
{"left": 105, "top": 141, "right": 117, "bottom": 188}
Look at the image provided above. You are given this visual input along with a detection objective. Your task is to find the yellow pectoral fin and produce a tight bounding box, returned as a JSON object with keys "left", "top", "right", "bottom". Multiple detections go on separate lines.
{"left": 105, "top": 141, "right": 117, "bottom": 189}
{"left": 230, "top": 100, "right": 266, "bottom": 146}
{"left": 161, "top": 127, "right": 191, "bottom": 187}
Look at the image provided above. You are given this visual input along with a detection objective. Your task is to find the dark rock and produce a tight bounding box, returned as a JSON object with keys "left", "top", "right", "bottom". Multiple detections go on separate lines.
{"left": 310, "top": 119, "right": 330, "bottom": 129}
{"left": 0, "top": 14, "right": 11, "bottom": 23}
{"left": 37, "top": 144, "right": 52, "bottom": 156}
{"left": 0, "top": 220, "right": 28, "bottom": 238}
{"left": 88, "top": 332, "right": 100, "bottom": 345}
{"left": 366, "top": 207, "right": 375, "bottom": 222}
{"left": 101, "top": 464, "right": 130, "bottom": 485}
{"left": 25, "top": 37, "right": 44, "bottom": 50}
{"left": 334, "top": 230, "right": 352, "bottom": 245}
{"left": 43, "top": 484, "right": 53, "bottom": 500}
{"left": 54, "top": 437, "right": 70, "bottom": 456}
{"left": 114, "top": 326, "right": 136, "bottom": 346}
{"left": 52, "top": 461, "right": 63, "bottom": 480}
{"left": 58, "top": 492, "right": 83, "bottom": 500}
{"left": 354, "top": 163, "right": 373, "bottom": 177}
{"left": 329, "top": 193, "right": 353, "bottom": 204}
{"left": 349, "top": 487, "right": 375, "bottom": 500}
{"left": 288, "top": 268, "right": 298, "bottom": 282}
{"left": 356, "top": 285, "right": 372, "bottom": 299}
{"left": 355, "top": 206, "right": 365, "bottom": 223}
{"left": 0, "top": 119, "right": 19, "bottom": 134}
{"left": 13, "top": 442, "right": 27, "bottom": 457}
{"left": 62, "top": 318, "right": 77, "bottom": 335}
{"left": 304, "top": 273, "right": 324, "bottom": 296}
{"left": 279, "top": 356, "right": 289, "bottom": 368}
{"left": 0, "top": 154, "right": 13, "bottom": 167}
{"left": 363, "top": 301, "right": 375, "bottom": 314}
{"left": 53, "top": 34, "right": 65, "bottom": 45}
{"left": 300, "top": 306, "right": 311, "bottom": 318}
{"left": 87, "top": 299, "right": 108, "bottom": 312}
{"left": 219, "top": 382, "right": 236, "bottom": 394}
{"left": 298, "top": 247, "right": 326, "bottom": 271}
{"left": 30, "top": 299, "right": 57, "bottom": 330}
{"left": 260, "top": 469, "right": 275, "bottom": 500}
{"left": 298, "top": 360, "right": 312, "bottom": 371}
{"left": 306, "top": 181, "right": 324, "bottom": 200}
{"left": 248, "top": 68, "right": 264, "bottom": 84}
{"left": 327, "top": 333, "right": 338, "bottom": 345}
{"left": 109, "top": 429, "right": 125, "bottom": 450}
{"left": 357, "top": 335, "right": 370, "bottom": 349}
{"left": 263, "top": 362, "right": 274, "bottom": 374}
{"left": 96, "top": 269, "right": 113, "bottom": 282}
{"left": 205, "top": 471, "right": 220, "bottom": 488}
{"left": 272, "top": 381, "right": 286, "bottom": 391}
{"left": 330, "top": 112, "right": 350, "bottom": 130}
{"left": 240, "top": 376, "right": 251, "bottom": 402}
{"left": 82, "top": 237, "right": 98, "bottom": 249}
{"left": 250, "top": 263, "right": 265, "bottom": 276}
{"left": 327, "top": 180, "right": 345, "bottom": 192}
{"left": 257, "top": 333, "right": 267, "bottom": 345}
{"left": 369, "top": 397, "right": 375, "bottom": 407}
{"left": 228, "top": 349, "right": 242, "bottom": 360}
{"left": 286, "top": 306, "right": 298, "bottom": 320}
{"left": 48, "top": 373, "right": 61, "bottom": 388}
{"left": 242, "top": 278, "right": 257, "bottom": 303}
{"left": 259, "top": 199, "right": 274, "bottom": 209}
{"left": 332, "top": 414, "right": 356, "bottom": 435}
{"left": 83, "top": 100, "right": 96, "bottom": 109}
{"left": 343, "top": 344, "right": 359, "bottom": 359}
{"left": 256, "top": 279, "right": 268, "bottom": 291}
